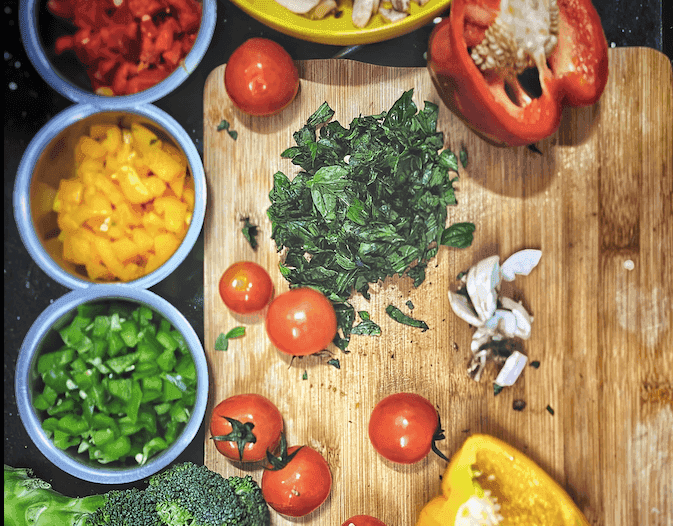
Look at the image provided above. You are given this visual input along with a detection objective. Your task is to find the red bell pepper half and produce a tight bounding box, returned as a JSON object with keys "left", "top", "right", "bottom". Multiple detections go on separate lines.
{"left": 427, "top": 0, "right": 609, "bottom": 147}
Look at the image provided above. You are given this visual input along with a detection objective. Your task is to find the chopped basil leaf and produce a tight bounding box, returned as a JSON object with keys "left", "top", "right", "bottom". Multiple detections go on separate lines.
{"left": 406, "top": 300, "right": 414, "bottom": 310}
{"left": 214, "top": 327, "right": 246, "bottom": 351}
{"left": 440, "top": 222, "right": 476, "bottom": 249}
{"left": 460, "top": 147, "right": 468, "bottom": 168}
{"left": 385, "top": 305, "right": 429, "bottom": 331}
{"left": 268, "top": 89, "right": 468, "bottom": 350}
{"left": 493, "top": 384, "right": 504, "bottom": 396}
{"left": 302, "top": 370, "right": 308, "bottom": 380}
{"left": 327, "top": 358, "right": 340, "bottom": 369}
{"left": 530, "top": 360, "right": 540, "bottom": 369}
{"left": 217, "top": 119, "right": 237, "bottom": 139}
{"left": 241, "top": 218, "right": 259, "bottom": 250}
{"left": 546, "top": 405, "right": 555, "bottom": 416}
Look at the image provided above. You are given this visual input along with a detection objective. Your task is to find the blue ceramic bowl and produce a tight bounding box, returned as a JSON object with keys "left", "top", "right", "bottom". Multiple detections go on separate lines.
{"left": 15, "top": 286, "right": 209, "bottom": 484}
{"left": 19, "top": 0, "right": 216, "bottom": 107}
{"left": 13, "top": 104, "right": 207, "bottom": 290}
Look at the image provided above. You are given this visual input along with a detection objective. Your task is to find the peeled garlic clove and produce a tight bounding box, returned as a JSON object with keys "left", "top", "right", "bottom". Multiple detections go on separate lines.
{"left": 466, "top": 255, "right": 500, "bottom": 321}
{"left": 484, "top": 309, "right": 519, "bottom": 338}
{"left": 470, "top": 325, "right": 495, "bottom": 353}
{"left": 494, "top": 350, "right": 528, "bottom": 387}
{"left": 499, "top": 297, "right": 533, "bottom": 339}
{"left": 448, "top": 291, "right": 483, "bottom": 327}
{"left": 501, "top": 249, "right": 542, "bottom": 282}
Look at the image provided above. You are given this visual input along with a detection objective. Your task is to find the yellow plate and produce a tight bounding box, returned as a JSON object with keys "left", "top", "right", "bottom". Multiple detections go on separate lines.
{"left": 229, "top": 0, "right": 451, "bottom": 46}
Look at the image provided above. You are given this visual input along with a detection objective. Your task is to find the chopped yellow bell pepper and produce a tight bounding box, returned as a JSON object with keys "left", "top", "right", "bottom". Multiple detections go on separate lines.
{"left": 144, "top": 146, "right": 182, "bottom": 182}
{"left": 416, "top": 434, "right": 590, "bottom": 526}
{"left": 154, "top": 196, "right": 187, "bottom": 233}
{"left": 51, "top": 122, "right": 194, "bottom": 282}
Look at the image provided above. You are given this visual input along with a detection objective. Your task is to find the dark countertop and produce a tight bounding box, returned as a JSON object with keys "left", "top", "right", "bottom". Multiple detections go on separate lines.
{"left": 4, "top": 0, "right": 671, "bottom": 498}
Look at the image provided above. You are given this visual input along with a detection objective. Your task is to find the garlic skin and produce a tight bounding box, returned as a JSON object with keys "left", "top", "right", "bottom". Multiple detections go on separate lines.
{"left": 448, "top": 250, "right": 541, "bottom": 383}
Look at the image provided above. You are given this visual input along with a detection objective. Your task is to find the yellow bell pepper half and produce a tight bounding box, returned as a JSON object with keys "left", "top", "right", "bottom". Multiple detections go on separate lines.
{"left": 416, "top": 434, "right": 590, "bottom": 526}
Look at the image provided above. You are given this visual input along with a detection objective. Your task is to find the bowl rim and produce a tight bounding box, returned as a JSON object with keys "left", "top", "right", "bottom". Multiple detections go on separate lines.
{"left": 12, "top": 102, "right": 206, "bottom": 290}
{"left": 18, "top": 0, "right": 217, "bottom": 107}
{"left": 15, "top": 285, "right": 209, "bottom": 484}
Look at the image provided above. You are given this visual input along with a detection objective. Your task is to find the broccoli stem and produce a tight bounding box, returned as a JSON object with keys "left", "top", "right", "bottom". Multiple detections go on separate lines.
{"left": 4, "top": 465, "right": 106, "bottom": 526}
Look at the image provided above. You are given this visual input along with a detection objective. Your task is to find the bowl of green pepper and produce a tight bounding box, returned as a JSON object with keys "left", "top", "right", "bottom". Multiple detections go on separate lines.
{"left": 15, "top": 285, "right": 208, "bottom": 484}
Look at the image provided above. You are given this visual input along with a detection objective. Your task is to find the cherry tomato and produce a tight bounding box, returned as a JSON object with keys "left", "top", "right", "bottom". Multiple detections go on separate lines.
{"left": 224, "top": 38, "right": 300, "bottom": 116}
{"left": 262, "top": 438, "right": 332, "bottom": 517}
{"left": 265, "top": 287, "right": 337, "bottom": 356}
{"left": 210, "top": 394, "right": 283, "bottom": 463}
{"left": 342, "top": 515, "right": 388, "bottom": 526}
{"left": 368, "top": 393, "right": 449, "bottom": 464}
{"left": 218, "top": 261, "right": 273, "bottom": 315}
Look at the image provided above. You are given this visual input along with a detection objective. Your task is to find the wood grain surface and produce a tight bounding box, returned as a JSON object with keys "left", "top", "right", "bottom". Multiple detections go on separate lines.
{"left": 202, "top": 48, "right": 672, "bottom": 526}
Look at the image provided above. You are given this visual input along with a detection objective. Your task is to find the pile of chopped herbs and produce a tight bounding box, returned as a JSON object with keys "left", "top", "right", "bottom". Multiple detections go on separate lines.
{"left": 267, "top": 89, "right": 474, "bottom": 351}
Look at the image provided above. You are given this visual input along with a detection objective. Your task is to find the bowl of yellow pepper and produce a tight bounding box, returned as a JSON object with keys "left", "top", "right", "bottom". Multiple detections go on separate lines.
{"left": 13, "top": 104, "right": 206, "bottom": 289}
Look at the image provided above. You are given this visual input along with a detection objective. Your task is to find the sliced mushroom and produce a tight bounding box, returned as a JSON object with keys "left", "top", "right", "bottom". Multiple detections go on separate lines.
{"left": 309, "top": 0, "right": 337, "bottom": 19}
{"left": 378, "top": 7, "right": 408, "bottom": 22}
{"left": 352, "top": 0, "right": 376, "bottom": 27}
{"left": 391, "top": 0, "right": 410, "bottom": 12}
{"left": 274, "top": 0, "right": 323, "bottom": 14}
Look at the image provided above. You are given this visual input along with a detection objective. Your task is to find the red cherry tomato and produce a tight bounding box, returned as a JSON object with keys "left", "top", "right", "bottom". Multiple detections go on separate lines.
{"left": 262, "top": 440, "right": 332, "bottom": 517}
{"left": 265, "top": 287, "right": 337, "bottom": 356}
{"left": 342, "top": 515, "right": 387, "bottom": 526}
{"left": 218, "top": 261, "right": 273, "bottom": 315}
{"left": 209, "top": 394, "right": 283, "bottom": 463}
{"left": 368, "top": 393, "right": 449, "bottom": 464}
{"left": 224, "top": 38, "right": 300, "bottom": 116}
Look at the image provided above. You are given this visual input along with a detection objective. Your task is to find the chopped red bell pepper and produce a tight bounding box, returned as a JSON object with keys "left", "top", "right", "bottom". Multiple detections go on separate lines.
{"left": 427, "top": 0, "right": 609, "bottom": 147}
{"left": 49, "top": 0, "right": 203, "bottom": 96}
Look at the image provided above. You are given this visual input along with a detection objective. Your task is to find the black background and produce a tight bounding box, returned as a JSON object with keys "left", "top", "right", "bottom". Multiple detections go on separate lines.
{"left": 4, "top": 0, "right": 672, "bottom": 499}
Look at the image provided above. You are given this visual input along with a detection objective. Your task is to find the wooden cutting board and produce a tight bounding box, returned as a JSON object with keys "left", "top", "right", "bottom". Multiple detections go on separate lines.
{"left": 202, "top": 48, "right": 672, "bottom": 526}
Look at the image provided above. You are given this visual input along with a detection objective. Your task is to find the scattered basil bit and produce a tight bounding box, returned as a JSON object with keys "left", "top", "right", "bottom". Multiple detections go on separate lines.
{"left": 214, "top": 327, "right": 246, "bottom": 351}
{"left": 327, "top": 358, "right": 340, "bottom": 369}
{"left": 385, "top": 304, "right": 429, "bottom": 331}
{"left": 493, "top": 384, "right": 504, "bottom": 396}
{"left": 440, "top": 222, "right": 476, "bottom": 249}
{"left": 302, "top": 370, "right": 308, "bottom": 380}
{"left": 268, "top": 90, "right": 466, "bottom": 349}
{"left": 217, "top": 119, "right": 238, "bottom": 140}
{"left": 546, "top": 405, "right": 555, "bottom": 416}
{"left": 358, "top": 311, "right": 370, "bottom": 320}
{"left": 351, "top": 319, "right": 382, "bottom": 336}
{"left": 241, "top": 218, "right": 259, "bottom": 250}
{"left": 513, "top": 399, "right": 526, "bottom": 411}
{"left": 459, "top": 147, "right": 468, "bottom": 168}
{"left": 406, "top": 300, "right": 414, "bottom": 310}
{"left": 456, "top": 271, "right": 466, "bottom": 280}
{"left": 530, "top": 360, "right": 540, "bottom": 369}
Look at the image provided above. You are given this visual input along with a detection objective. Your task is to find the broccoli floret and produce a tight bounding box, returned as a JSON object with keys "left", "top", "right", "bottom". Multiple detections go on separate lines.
{"left": 4, "top": 465, "right": 105, "bottom": 526}
{"left": 146, "top": 462, "right": 270, "bottom": 526}
{"left": 85, "top": 488, "right": 162, "bottom": 526}
{"left": 227, "top": 475, "right": 271, "bottom": 526}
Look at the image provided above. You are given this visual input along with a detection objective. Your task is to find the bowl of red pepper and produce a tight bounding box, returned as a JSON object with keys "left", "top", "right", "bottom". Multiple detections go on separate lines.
{"left": 19, "top": 0, "right": 216, "bottom": 102}
{"left": 15, "top": 285, "right": 209, "bottom": 484}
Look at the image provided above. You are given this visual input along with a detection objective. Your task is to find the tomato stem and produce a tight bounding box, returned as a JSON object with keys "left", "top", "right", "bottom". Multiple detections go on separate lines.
{"left": 264, "top": 433, "right": 304, "bottom": 471}
{"left": 210, "top": 416, "right": 257, "bottom": 462}
{"left": 432, "top": 414, "right": 451, "bottom": 462}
